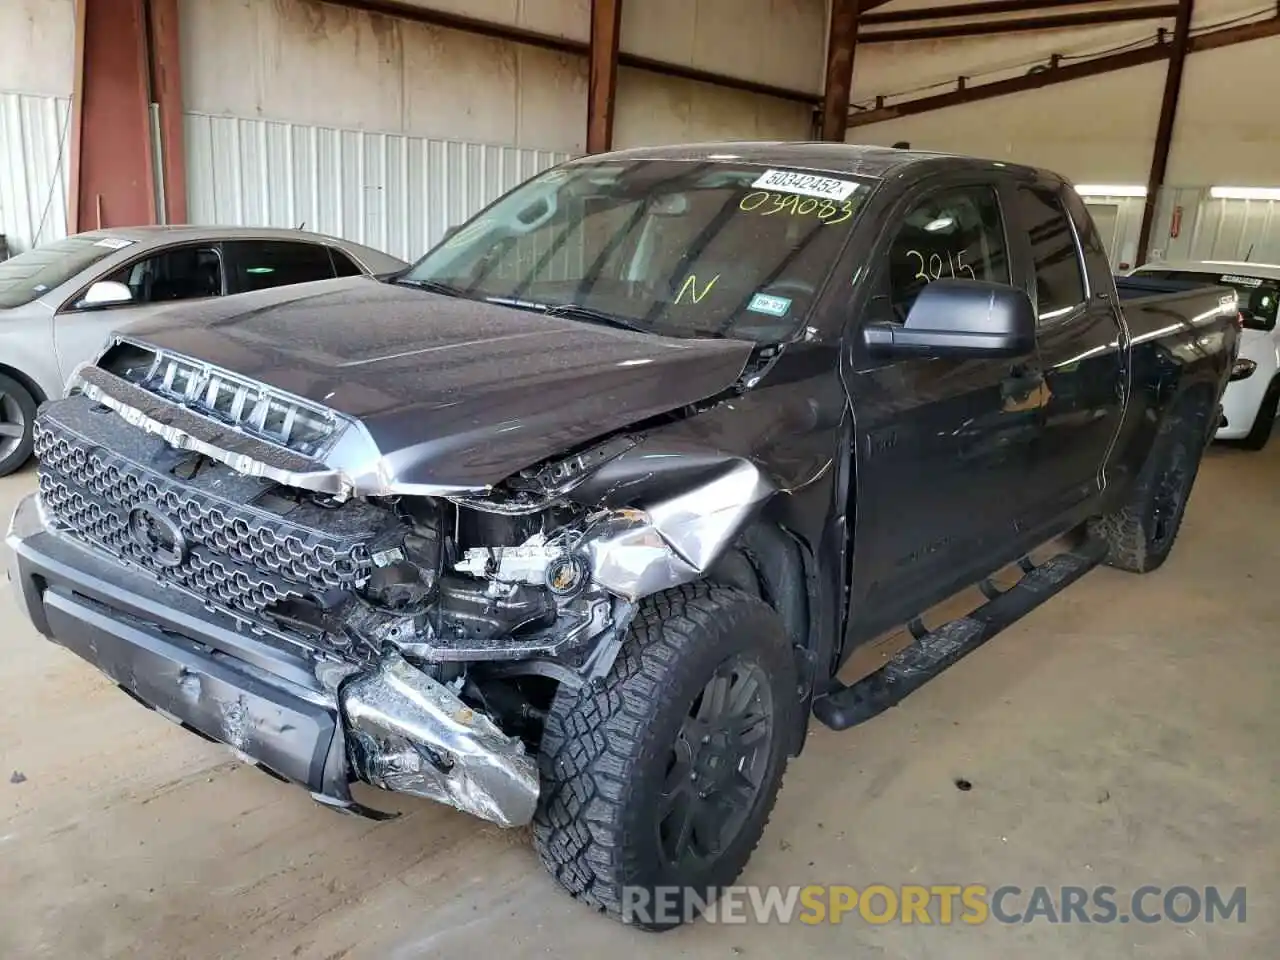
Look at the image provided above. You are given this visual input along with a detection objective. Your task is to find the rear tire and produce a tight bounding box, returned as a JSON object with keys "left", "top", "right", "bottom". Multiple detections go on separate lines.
{"left": 0, "top": 373, "right": 37, "bottom": 477}
{"left": 533, "top": 582, "right": 796, "bottom": 929}
{"left": 1239, "top": 380, "right": 1280, "bottom": 450}
{"left": 1089, "top": 412, "right": 1204, "bottom": 573}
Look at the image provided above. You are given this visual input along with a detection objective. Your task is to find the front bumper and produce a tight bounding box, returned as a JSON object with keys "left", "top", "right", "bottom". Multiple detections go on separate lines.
{"left": 7, "top": 493, "right": 538, "bottom": 825}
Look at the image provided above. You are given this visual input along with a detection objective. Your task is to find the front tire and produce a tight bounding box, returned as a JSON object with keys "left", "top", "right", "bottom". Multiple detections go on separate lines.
{"left": 1239, "top": 379, "right": 1280, "bottom": 450}
{"left": 533, "top": 583, "right": 796, "bottom": 929}
{"left": 1089, "top": 412, "right": 1203, "bottom": 573}
{"left": 0, "top": 373, "right": 37, "bottom": 477}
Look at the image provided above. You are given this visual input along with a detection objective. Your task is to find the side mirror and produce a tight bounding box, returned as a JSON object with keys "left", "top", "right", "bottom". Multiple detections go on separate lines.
{"left": 863, "top": 279, "right": 1036, "bottom": 359}
{"left": 78, "top": 280, "right": 133, "bottom": 309}
{"left": 441, "top": 225, "right": 460, "bottom": 243}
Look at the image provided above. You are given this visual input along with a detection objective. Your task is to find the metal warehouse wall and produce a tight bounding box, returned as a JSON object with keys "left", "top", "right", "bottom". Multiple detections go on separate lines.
{"left": 849, "top": 0, "right": 1279, "bottom": 188}
{"left": 177, "top": 0, "right": 821, "bottom": 259}
{"left": 185, "top": 112, "right": 571, "bottom": 260}
{"left": 0, "top": 0, "right": 75, "bottom": 253}
{"left": 1082, "top": 190, "right": 1280, "bottom": 269}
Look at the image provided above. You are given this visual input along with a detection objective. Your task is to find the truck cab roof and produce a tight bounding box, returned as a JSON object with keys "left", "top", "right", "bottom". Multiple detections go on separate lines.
{"left": 574, "top": 141, "right": 1047, "bottom": 185}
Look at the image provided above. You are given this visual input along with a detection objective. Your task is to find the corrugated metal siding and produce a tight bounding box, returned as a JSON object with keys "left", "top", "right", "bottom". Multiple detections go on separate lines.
{"left": 184, "top": 112, "right": 573, "bottom": 262}
{"left": 1084, "top": 188, "right": 1280, "bottom": 270}
{"left": 0, "top": 92, "right": 71, "bottom": 255}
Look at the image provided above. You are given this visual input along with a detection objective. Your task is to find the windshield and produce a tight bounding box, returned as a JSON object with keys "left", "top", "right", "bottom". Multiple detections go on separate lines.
{"left": 400, "top": 160, "right": 874, "bottom": 341}
{"left": 1138, "top": 268, "right": 1280, "bottom": 328}
{"left": 0, "top": 236, "right": 132, "bottom": 309}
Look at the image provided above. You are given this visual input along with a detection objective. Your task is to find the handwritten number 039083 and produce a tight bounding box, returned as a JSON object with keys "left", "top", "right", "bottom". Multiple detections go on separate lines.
{"left": 908, "top": 249, "right": 976, "bottom": 283}
{"left": 739, "top": 191, "right": 854, "bottom": 225}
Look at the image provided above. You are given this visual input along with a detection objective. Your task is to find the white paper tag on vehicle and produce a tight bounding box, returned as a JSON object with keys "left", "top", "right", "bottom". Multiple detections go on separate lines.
{"left": 751, "top": 169, "right": 859, "bottom": 201}
{"left": 93, "top": 237, "right": 134, "bottom": 250}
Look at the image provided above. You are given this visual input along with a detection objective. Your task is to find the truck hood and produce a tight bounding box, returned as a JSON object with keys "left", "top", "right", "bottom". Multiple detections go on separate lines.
{"left": 115, "top": 277, "right": 755, "bottom": 491}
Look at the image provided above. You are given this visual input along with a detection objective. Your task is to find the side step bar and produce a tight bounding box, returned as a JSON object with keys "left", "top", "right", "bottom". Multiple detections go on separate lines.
{"left": 813, "top": 539, "right": 1107, "bottom": 732}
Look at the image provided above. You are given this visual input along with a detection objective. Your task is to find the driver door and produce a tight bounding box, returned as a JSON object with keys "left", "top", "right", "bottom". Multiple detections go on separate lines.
{"left": 54, "top": 243, "right": 225, "bottom": 385}
{"left": 843, "top": 179, "right": 1043, "bottom": 642}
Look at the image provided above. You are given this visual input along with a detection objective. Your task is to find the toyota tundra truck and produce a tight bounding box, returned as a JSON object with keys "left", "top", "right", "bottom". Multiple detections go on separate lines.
{"left": 7, "top": 144, "right": 1238, "bottom": 928}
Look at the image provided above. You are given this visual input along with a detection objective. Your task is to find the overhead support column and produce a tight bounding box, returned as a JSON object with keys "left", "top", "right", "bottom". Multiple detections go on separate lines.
{"left": 147, "top": 0, "right": 187, "bottom": 225}
{"left": 1137, "top": 0, "right": 1194, "bottom": 264}
{"left": 819, "top": 0, "right": 860, "bottom": 141}
{"left": 67, "top": 0, "right": 186, "bottom": 234}
{"left": 586, "top": 0, "right": 623, "bottom": 154}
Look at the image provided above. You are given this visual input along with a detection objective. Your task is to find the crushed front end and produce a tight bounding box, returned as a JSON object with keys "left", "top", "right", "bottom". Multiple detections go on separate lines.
{"left": 8, "top": 343, "right": 762, "bottom": 828}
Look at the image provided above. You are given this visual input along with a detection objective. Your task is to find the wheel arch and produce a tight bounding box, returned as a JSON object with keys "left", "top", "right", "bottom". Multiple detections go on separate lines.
{"left": 0, "top": 363, "right": 49, "bottom": 406}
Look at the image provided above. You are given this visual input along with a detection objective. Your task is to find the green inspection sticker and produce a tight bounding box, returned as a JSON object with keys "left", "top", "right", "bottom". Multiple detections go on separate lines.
{"left": 747, "top": 293, "right": 792, "bottom": 317}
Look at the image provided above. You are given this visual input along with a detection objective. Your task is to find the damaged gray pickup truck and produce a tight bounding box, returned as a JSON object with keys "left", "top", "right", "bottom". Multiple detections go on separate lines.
{"left": 9, "top": 144, "right": 1238, "bottom": 928}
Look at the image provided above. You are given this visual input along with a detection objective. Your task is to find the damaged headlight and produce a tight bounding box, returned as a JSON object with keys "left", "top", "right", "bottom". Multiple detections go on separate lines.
{"left": 454, "top": 509, "right": 692, "bottom": 602}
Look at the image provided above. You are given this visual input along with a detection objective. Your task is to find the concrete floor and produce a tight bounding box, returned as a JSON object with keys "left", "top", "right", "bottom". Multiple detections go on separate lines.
{"left": 0, "top": 443, "right": 1276, "bottom": 960}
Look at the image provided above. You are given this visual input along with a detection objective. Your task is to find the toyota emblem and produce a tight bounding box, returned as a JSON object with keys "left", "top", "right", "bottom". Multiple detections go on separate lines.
{"left": 128, "top": 505, "right": 188, "bottom": 568}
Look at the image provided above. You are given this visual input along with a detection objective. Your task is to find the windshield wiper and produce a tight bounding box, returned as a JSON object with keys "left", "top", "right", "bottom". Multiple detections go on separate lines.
{"left": 389, "top": 276, "right": 471, "bottom": 299}
{"left": 540, "top": 302, "right": 651, "bottom": 335}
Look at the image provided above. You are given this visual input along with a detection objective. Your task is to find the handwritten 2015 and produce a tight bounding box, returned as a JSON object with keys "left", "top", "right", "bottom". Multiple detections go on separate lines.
{"left": 739, "top": 191, "right": 854, "bottom": 225}
{"left": 906, "top": 249, "right": 977, "bottom": 283}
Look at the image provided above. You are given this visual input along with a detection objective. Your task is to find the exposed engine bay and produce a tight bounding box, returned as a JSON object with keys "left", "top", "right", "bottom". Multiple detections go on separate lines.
{"left": 29, "top": 349, "right": 775, "bottom": 829}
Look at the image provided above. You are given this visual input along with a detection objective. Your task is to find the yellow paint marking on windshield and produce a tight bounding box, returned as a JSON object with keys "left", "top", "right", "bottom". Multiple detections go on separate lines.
{"left": 675, "top": 274, "right": 720, "bottom": 305}
{"left": 739, "top": 191, "right": 855, "bottom": 225}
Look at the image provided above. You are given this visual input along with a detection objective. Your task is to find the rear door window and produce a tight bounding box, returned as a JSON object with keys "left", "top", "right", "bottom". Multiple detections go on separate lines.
{"left": 329, "top": 248, "right": 364, "bottom": 277}
{"left": 224, "top": 241, "right": 337, "bottom": 293}
{"left": 1014, "top": 187, "right": 1087, "bottom": 321}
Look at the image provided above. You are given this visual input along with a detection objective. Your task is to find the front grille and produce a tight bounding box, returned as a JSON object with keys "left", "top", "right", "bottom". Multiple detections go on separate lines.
{"left": 34, "top": 397, "right": 399, "bottom": 648}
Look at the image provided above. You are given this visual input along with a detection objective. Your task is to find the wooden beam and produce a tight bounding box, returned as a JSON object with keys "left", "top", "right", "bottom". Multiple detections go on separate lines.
{"left": 820, "top": 0, "right": 860, "bottom": 141}
{"left": 862, "top": 0, "right": 1133, "bottom": 25}
{"left": 1137, "top": 0, "right": 1193, "bottom": 264}
{"left": 848, "top": 15, "right": 1280, "bottom": 128}
{"left": 326, "top": 0, "right": 819, "bottom": 106}
{"left": 146, "top": 0, "right": 186, "bottom": 224}
{"left": 859, "top": 4, "right": 1178, "bottom": 44}
{"left": 586, "top": 0, "right": 623, "bottom": 153}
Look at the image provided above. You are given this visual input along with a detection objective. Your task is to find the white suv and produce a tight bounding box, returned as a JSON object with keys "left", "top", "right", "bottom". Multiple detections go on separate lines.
{"left": 1129, "top": 260, "right": 1280, "bottom": 449}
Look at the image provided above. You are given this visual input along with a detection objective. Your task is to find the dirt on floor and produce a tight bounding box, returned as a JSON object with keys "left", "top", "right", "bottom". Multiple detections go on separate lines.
{"left": 0, "top": 443, "right": 1277, "bottom": 960}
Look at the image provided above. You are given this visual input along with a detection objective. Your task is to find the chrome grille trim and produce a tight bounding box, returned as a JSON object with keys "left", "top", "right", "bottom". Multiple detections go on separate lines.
{"left": 72, "top": 365, "right": 358, "bottom": 498}
{"left": 106, "top": 340, "right": 340, "bottom": 454}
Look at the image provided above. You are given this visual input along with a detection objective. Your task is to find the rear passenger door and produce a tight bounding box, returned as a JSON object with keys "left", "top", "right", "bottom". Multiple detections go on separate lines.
{"left": 1009, "top": 180, "right": 1126, "bottom": 531}
{"left": 222, "top": 240, "right": 339, "bottom": 294}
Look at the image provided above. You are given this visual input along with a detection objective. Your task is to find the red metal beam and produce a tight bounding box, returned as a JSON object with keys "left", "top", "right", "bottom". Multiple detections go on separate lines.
{"left": 326, "top": 0, "right": 819, "bottom": 105}
{"left": 147, "top": 0, "right": 186, "bottom": 224}
{"left": 1137, "top": 0, "right": 1193, "bottom": 264}
{"left": 848, "top": 16, "right": 1280, "bottom": 127}
{"left": 73, "top": 0, "right": 157, "bottom": 230}
{"left": 819, "top": 0, "right": 860, "bottom": 141}
{"left": 848, "top": 43, "right": 1169, "bottom": 127}
{"left": 862, "top": 0, "right": 1133, "bottom": 25}
{"left": 859, "top": 4, "right": 1178, "bottom": 44}
{"left": 586, "top": 0, "right": 623, "bottom": 153}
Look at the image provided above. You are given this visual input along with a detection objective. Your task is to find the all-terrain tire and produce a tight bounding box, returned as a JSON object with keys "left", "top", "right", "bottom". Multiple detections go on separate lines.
{"left": 1240, "top": 379, "right": 1280, "bottom": 451}
{"left": 532, "top": 582, "right": 796, "bottom": 929}
{"left": 1088, "top": 408, "right": 1205, "bottom": 573}
{"left": 0, "top": 373, "right": 37, "bottom": 477}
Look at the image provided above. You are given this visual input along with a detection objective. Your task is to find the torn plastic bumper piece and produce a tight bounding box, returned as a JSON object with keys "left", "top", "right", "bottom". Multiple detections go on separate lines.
{"left": 6, "top": 492, "right": 537, "bottom": 827}
{"left": 342, "top": 652, "right": 540, "bottom": 828}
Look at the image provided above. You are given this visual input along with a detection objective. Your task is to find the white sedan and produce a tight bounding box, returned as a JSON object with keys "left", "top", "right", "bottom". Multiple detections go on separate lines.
{"left": 1128, "top": 260, "right": 1280, "bottom": 449}
{"left": 0, "top": 227, "right": 406, "bottom": 475}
